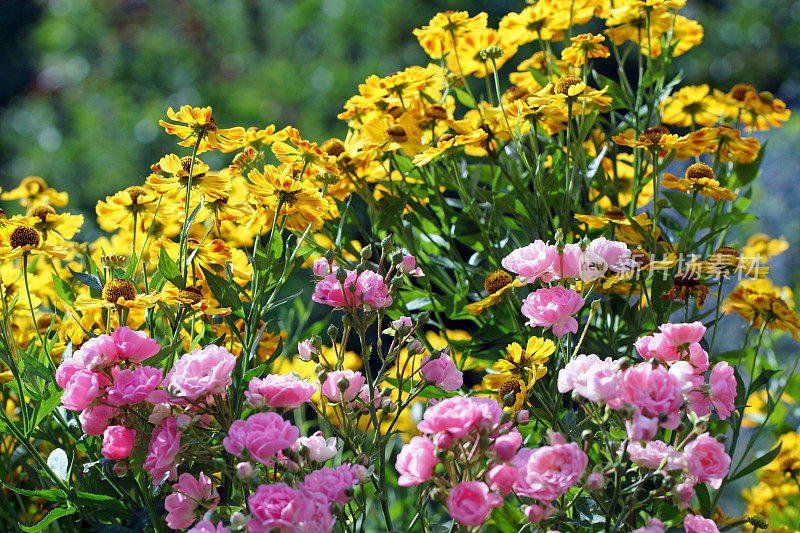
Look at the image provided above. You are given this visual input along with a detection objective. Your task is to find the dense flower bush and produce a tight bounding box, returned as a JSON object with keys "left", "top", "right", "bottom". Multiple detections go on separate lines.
{"left": 0, "top": 1, "right": 798, "bottom": 532}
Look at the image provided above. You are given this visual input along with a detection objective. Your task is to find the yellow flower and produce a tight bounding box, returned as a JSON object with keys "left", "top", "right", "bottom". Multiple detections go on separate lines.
{"left": 1, "top": 176, "right": 68, "bottom": 208}
{"left": 687, "top": 246, "right": 767, "bottom": 279}
{"left": 412, "top": 11, "right": 488, "bottom": 60}
{"left": 271, "top": 127, "right": 337, "bottom": 173}
{"left": 147, "top": 154, "right": 232, "bottom": 202}
{"left": 723, "top": 279, "right": 800, "bottom": 340}
{"left": 660, "top": 167, "right": 737, "bottom": 202}
{"left": 681, "top": 125, "right": 761, "bottom": 163}
{"left": 528, "top": 76, "right": 613, "bottom": 111}
{"left": 742, "top": 390, "right": 795, "bottom": 429}
{"left": 219, "top": 124, "right": 290, "bottom": 153}
{"left": 465, "top": 273, "right": 525, "bottom": 316}
{"left": 561, "top": 34, "right": 610, "bottom": 66}
{"left": 493, "top": 337, "right": 554, "bottom": 379}
{"left": 445, "top": 28, "right": 518, "bottom": 79}
{"left": 161, "top": 284, "right": 230, "bottom": 317}
{"left": 358, "top": 64, "right": 445, "bottom": 103}
{"left": 499, "top": 3, "right": 570, "bottom": 44}
{"left": 245, "top": 165, "right": 330, "bottom": 232}
{"left": 661, "top": 84, "right": 722, "bottom": 127}
{"left": 95, "top": 185, "right": 162, "bottom": 233}
{"left": 574, "top": 207, "right": 652, "bottom": 230}
{"left": 742, "top": 234, "right": 789, "bottom": 264}
{"left": 149, "top": 235, "right": 232, "bottom": 272}
{"left": 0, "top": 224, "right": 68, "bottom": 262}
{"left": 73, "top": 279, "right": 161, "bottom": 312}
{"left": 25, "top": 204, "right": 84, "bottom": 243}
{"left": 412, "top": 130, "right": 488, "bottom": 166}
{"left": 158, "top": 105, "right": 245, "bottom": 154}
{"left": 482, "top": 373, "right": 528, "bottom": 411}
{"left": 613, "top": 126, "right": 690, "bottom": 155}
{"left": 661, "top": 269, "right": 710, "bottom": 308}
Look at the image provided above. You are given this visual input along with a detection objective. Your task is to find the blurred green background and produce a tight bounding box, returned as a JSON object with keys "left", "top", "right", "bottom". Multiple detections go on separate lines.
{"left": 0, "top": 0, "right": 798, "bottom": 291}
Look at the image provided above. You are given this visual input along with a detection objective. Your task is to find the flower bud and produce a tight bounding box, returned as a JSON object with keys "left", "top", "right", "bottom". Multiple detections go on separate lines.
{"left": 381, "top": 235, "right": 393, "bottom": 251}
{"left": 417, "top": 311, "right": 430, "bottom": 324}
{"left": 360, "top": 245, "right": 373, "bottom": 260}
{"left": 337, "top": 376, "right": 351, "bottom": 392}
{"left": 515, "top": 410, "right": 529, "bottom": 424}
{"left": 590, "top": 299, "right": 602, "bottom": 312}
{"left": 230, "top": 512, "right": 248, "bottom": 527}
{"left": 327, "top": 324, "right": 339, "bottom": 339}
{"left": 500, "top": 411, "right": 513, "bottom": 425}
{"left": 747, "top": 515, "right": 768, "bottom": 530}
{"left": 335, "top": 267, "right": 347, "bottom": 283}
{"left": 236, "top": 462, "right": 253, "bottom": 480}
{"left": 479, "top": 45, "right": 504, "bottom": 60}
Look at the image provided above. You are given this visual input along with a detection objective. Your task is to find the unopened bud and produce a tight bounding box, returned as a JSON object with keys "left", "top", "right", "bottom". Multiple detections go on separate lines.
{"left": 502, "top": 391, "right": 517, "bottom": 408}
{"left": 500, "top": 411, "right": 513, "bottom": 424}
{"left": 381, "top": 235, "right": 393, "bottom": 251}
{"left": 316, "top": 171, "right": 340, "bottom": 185}
{"left": 747, "top": 515, "right": 768, "bottom": 530}
{"left": 390, "top": 251, "right": 404, "bottom": 265}
{"left": 479, "top": 45, "right": 504, "bottom": 60}
{"left": 360, "top": 245, "right": 373, "bottom": 260}
{"left": 335, "top": 267, "right": 347, "bottom": 283}
{"left": 590, "top": 300, "right": 601, "bottom": 312}
{"left": 417, "top": 311, "right": 430, "bottom": 325}
{"left": 337, "top": 376, "right": 350, "bottom": 392}
{"left": 656, "top": 197, "right": 670, "bottom": 209}
{"left": 230, "top": 512, "right": 248, "bottom": 527}
{"left": 236, "top": 462, "right": 253, "bottom": 479}
{"left": 327, "top": 324, "right": 339, "bottom": 340}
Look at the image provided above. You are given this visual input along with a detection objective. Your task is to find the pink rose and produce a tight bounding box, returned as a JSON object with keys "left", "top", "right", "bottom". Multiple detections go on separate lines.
{"left": 297, "top": 493, "right": 336, "bottom": 533}
{"left": 396, "top": 436, "right": 439, "bottom": 486}
{"left": 187, "top": 520, "right": 230, "bottom": 533}
{"left": 62, "top": 369, "right": 101, "bottom": 411}
{"left": 617, "top": 363, "right": 683, "bottom": 430}
{"left": 516, "top": 442, "right": 588, "bottom": 501}
{"left": 320, "top": 370, "right": 365, "bottom": 403}
{"left": 626, "top": 440, "right": 682, "bottom": 470}
{"left": 521, "top": 286, "right": 584, "bottom": 338}
{"left": 487, "top": 464, "right": 519, "bottom": 495}
{"left": 187, "top": 521, "right": 230, "bottom": 533}
{"left": 164, "top": 472, "right": 219, "bottom": 530}
{"left": 392, "top": 316, "right": 413, "bottom": 329}
{"left": 105, "top": 366, "right": 163, "bottom": 406}
{"left": 112, "top": 326, "right": 160, "bottom": 363}
{"left": 524, "top": 504, "right": 548, "bottom": 523}
{"left": 550, "top": 243, "right": 583, "bottom": 280}
{"left": 674, "top": 482, "right": 694, "bottom": 509}
{"left": 587, "top": 238, "right": 633, "bottom": 274}
{"left": 558, "top": 353, "right": 620, "bottom": 403}
{"left": 312, "top": 269, "right": 392, "bottom": 309}
{"left": 245, "top": 373, "right": 316, "bottom": 410}
{"left": 659, "top": 321, "right": 706, "bottom": 347}
{"left": 684, "top": 433, "right": 730, "bottom": 489}
{"left": 417, "top": 396, "right": 479, "bottom": 438}
{"left": 501, "top": 240, "right": 558, "bottom": 283}
{"left": 299, "top": 464, "right": 365, "bottom": 504}
{"left": 709, "top": 362, "right": 736, "bottom": 420}
{"left": 73, "top": 335, "right": 119, "bottom": 369}
{"left": 420, "top": 352, "right": 463, "bottom": 392}
{"left": 585, "top": 472, "right": 605, "bottom": 490}
{"left": 446, "top": 481, "right": 502, "bottom": 527}
{"left": 493, "top": 430, "right": 523, "bottom": 462}
{"left": 291, "top": 431, "right": 337, "bottom": 463}
{"left": 246, "top": 483, "right": 312, "bottom": 533}
{"left": 144, "top": 416, "right": 182, "bottom": 481}
{"left": 684, "top": 514, "right": 720, "bottom": 533}
{"left": 223, "top": 412, "right": 299, "bottom": 465}
{"left": 79, "top": 404, "right": 119, "bottom": 436}
{"left": 165, "top": 344, "right": 236, "bottom": 402}
{"left": 633, "top": 518, "right": 665, "bottom": 533}
{"left": 101, "top": 425, "right": 136, "bottom": 460}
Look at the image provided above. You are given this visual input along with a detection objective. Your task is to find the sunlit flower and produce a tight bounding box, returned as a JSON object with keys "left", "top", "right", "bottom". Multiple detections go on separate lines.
{"left": 445, "top": 28, "right": 518, "bottom": 78}
{"left": 412, "top": 130, "right": 488, "bottom": 166}
{"left": 271, "top": 127, "right": 336, "bottom": 173}
{"left": 561, "top": 34, "right": 610, "bottom": 66}
{"left": 73, "top": 279, "right": 161, "bottom": 312}
{"left": 613, "top": 126, "right": 690, "bottom": 155}
{"left": 723, "top": 278, "right": 800, "bottom": 340}
{"left": 660, "top": 163, "right": 737, "bottom": 202}
{"left": 25, "top": 204, "right": 84, "bottom": 242}
{"left": 158, "top": 105, "right": 245, "bottom": 153}
{"left": 412, "top": 11, "right": 488, "bottom": 60}
{"left": 661, "top": 85, "right": 722, "bottom": 127}
{"left": 245, "top": 165, "right": 330, "bottom": 231}
{"left": 499, "top": 4, "right": 570, "bottom": 44}
{"left": 147, "top": 154, "right": 232, "bottom": 201}
{"left": 0, "top": 224, "right": 68, "bottom": 261}
{"left": 661, "top": 269, "right": 710, "bottom": 308}
{"left": 465, "top": 272, "right": 525, "bottom": 316}
{"left": 1, "top": 176, "right": 69, "bottom": 208}
{"left": 742, "top": 234, "right": 789, "bottom": 264}
{"left": 95, "top": 185, "right": 161, "bottom": 233}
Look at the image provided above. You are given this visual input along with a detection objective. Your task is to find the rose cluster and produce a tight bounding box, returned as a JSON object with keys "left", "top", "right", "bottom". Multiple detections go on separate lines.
{"left": 395, "top": 396, "right": 591, "bottom": 527}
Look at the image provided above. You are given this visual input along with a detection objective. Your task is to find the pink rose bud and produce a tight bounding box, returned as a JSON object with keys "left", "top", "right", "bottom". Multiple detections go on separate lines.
{"left": 516, "top": 410, "right": 530, "bottom": 424}
{"left": 148, "top": 403, "right": 172, "bottom": 425}
{"left": 297, "top": 339, "right": 318, "bottom": 362}
{"left": 392, "top": 316, "right": 413, "bottom": 330}
{"left": 312, "top": 257, "right": 337, "bottom": 277}
{"left": 549, "top": 431, "right": 567, "bottom": 446}
{"left": 433, "top": 432, "right": 454, "bottom": 449}
{"left": 524, "top": 504, "right": 546, "bottom": 523}
{"left": 585, "top": 472, "right": 605, "bottom": 490}
{"left": 101, "top": 425, "right": 136, "bottom": 460}
{"left": 321, "top": 370, "right": 365, "bottom": 403}
{"left": 236, "top": 462, "right": 253, "bottom": 479}
{"left": 446, "top": 481, "right": 503, "bottom": 527}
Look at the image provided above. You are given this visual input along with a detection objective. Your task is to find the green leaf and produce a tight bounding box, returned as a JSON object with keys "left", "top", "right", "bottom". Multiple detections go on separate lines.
{"left": 730, "top": 142, "right": 766, "bottom": 188}
{"left": 729, "top": 443, "right": 781, "bottom": 481}
{"left": 201, "top": 267, "right": 245, "bottom": 318}
{"left": 158, "top": 247, "right": 182, "bottom": 287}
{"left": 52, "top": 274, "right": 76, "bottom": 305}
{"left": 142, "top": 342, "right": 179, "bottom": 367}
{"left": 68, "top": 268, "right": 103, "bottom": 293}
{"left": 694, "top": 482, "right": 711, "bottom": 516}
{"left": 19, "top": 506, "right": 76, "bottom": 532}
{"left": 32, "top": 381, "right": 63, "bottom": 433}
{"left": 454, "top": 87, "right": 476, "bottom": 109}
